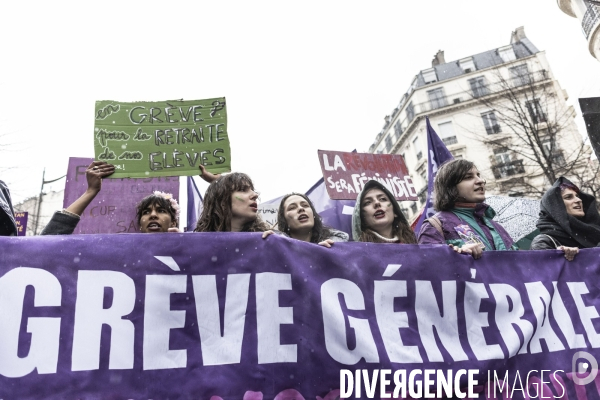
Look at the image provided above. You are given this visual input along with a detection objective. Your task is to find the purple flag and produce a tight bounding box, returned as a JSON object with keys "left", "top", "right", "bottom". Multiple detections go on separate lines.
{"left": 186, "top": 176, "right": 203, "bottom": 231}
{"left": 305, "top": 178, "right": 355, "bottom": 239}
{"left": 413, "top": 117, "right": 454, "bottom": 234}
{"left": 0, "top": 234, "right": 598, "bottom": 399}
{"left": 63, "top": 157, "right": 180, "bottom": 234}
{"left": 14, "top": 211, "right": 27, "bottom": 236}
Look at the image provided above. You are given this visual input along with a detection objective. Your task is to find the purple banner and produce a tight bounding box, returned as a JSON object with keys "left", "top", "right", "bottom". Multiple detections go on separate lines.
{"left": 14, "top": 211, "right": 27, "bottom": 236}
{"left": 1, "top": 234, "right": 600, "bottom": 399}
{"left": 63, "top": 157, "right": 180, "bottom": 234}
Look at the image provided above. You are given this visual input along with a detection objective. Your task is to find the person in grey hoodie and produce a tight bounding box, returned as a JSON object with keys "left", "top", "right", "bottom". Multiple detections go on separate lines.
{"left": 351, "top": 180, "right": 416, "bottom": 244}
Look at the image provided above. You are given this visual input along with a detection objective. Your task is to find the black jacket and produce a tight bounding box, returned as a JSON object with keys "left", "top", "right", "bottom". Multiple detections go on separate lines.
{"left": 533, "top": 177, "right": 600, "bottom": 249}
{"left": 0, "top": 180, "right": 17, "bottom": 236}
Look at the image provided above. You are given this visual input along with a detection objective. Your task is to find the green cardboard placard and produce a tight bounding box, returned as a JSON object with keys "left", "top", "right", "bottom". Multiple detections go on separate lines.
{"left": 94, "top": 98, "right": 230, "bottom": 178}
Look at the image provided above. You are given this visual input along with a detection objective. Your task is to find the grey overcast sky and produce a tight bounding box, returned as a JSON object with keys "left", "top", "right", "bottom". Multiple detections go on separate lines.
{"left": 1, "top": 0, "right": 599, "bottom": 204}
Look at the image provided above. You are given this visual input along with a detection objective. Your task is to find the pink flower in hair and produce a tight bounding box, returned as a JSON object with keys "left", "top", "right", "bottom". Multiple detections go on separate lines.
{"left": 153, "top": 191, "right": 180, "bottom": 218}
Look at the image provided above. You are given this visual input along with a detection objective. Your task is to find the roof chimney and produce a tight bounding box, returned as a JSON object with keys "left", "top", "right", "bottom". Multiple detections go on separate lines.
{"left": 510, "top": 26, "right": 526, "bottom": 44}
{"left": 432, "top": 50, "right": 445, "bottom": 67}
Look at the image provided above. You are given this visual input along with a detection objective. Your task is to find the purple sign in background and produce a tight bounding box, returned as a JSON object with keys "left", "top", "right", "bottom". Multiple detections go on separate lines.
{"left": 1, "top": 234, "right": 600, "bottom": 399}
{"left": 14, "top": 211, "right": 27, "bottom": 236}
{"left": 63, "top": 157, "right": 180, "bottom": 234}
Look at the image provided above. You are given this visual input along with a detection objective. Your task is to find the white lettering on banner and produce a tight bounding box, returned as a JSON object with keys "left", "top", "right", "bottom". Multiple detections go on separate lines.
{"left": 525, "top": 282, "right": 565, "bottom": 353}
{"left": 321, "top": 278, "right": 379, "bottom": 364}
{"left": 256, "top": 273, "right": 297, "bottom": 363}
{"left": 335, "top": 174, "right": 418, "bottom": 198}
{"left": 490, "top": 283, "right": 534, "bottom": 356}
{"left": 373, "top": 280, "right": 421, "bottom": 363}
{"left": 143, "top": 275, "right": 187, "bottom": 370}
{"left": 464, "top": 282, "right": 504, "bottom": 360}
{"left": 0, "top": 267, "right": 61, "bottom": 377}
{"left": 415, "top": 281, "right": 468, "bottom": 362}
{"left": 72, "top": 271, "right": 136, "bottom": 371}
{"left": 322, "top": 154, "right": 346, "bottom": 172}
{"left": 567, "top": 282, "right": 600, "bottom": 347}
{"left": 551, "top": 282, "right": 587, "bottom": 349}
{"left": 192, "top": 274, "right": 250, "bottom": 365}
{"left": 3, "top": 265, "right": 600, "bottom": 377}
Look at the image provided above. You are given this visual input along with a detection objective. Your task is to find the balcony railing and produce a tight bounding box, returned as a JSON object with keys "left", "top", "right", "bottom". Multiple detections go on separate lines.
{"left": 583, "top": 6, "right": 600, "bottom": 39}
{"left": 492, "top": 159, "right": 525, "bottom": 179}
{"left": 485, "top": 124, "right": 502, "bottom": 134}
{"left": 442, "top": 136, "right": 458, "bottom": 146}
{"left": 370, "top": 70, "right": 549, "bottom": 152}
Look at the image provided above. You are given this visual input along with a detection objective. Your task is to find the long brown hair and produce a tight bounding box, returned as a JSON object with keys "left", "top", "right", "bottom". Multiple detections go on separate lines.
{"left": 433, "top": 159, "right": 476, "bottom": 211}
{"left": 194, "top": 173, "right": 270, "bottom": 232}
{"left": 359, "top": 181, "right": 416, "bottom": 244}
{"left": 277, "top": 193, "right": 335, "bottom": 243}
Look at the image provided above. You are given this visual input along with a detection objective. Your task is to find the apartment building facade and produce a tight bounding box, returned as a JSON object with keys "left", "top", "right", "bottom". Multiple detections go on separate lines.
{"left": 369, "top": 27, "right": 587, "bottom": 222}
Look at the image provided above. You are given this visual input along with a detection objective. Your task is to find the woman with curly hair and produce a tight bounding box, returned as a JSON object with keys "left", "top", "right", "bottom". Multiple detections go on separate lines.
{"left": 277, "top": 193, "right": 348, "bottom": 247}
{"left": 136, "top": 191, "right": 180, "bottom": 233}
{"left": 351, "top": 180, "right": 417, "bottom": 244}
{"left": 194, "top": 172, "right": 272, "bottom": 235}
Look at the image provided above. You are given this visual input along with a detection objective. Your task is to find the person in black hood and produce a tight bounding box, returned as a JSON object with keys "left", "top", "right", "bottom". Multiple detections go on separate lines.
{"left": 352, "top": 180, "right": 416, "bottom": 244}
{"left": 0, "top": 180, "right": 17, "bottom": 236}
{"left": 531, "top": 177, "right": 600, "bottom": 260}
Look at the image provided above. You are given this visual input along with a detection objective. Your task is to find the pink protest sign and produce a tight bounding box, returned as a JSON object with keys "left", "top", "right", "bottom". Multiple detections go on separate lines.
{"left": 317, "top": 150, "right": 418, "bottom": 201}
{"left": 63, "top": 157, "right": 180, "bottom": 234}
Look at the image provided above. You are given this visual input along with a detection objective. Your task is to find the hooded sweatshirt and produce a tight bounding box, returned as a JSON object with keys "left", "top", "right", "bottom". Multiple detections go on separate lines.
{"left": 532, "top": 177, "right": 600, "bottom": 249}
{"left": 0, "top": 180, "right": 17, "bottom": 236}
{"left": 351, "top": 180, "right": 413, "bottom": 243}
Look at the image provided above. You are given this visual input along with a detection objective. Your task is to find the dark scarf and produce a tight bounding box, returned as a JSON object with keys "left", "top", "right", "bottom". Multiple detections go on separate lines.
{"left": 0, "top": 180, "right": 17, "bottom": 236}
{"left": 536, "top": 177, "right": 600, "bottom": 248}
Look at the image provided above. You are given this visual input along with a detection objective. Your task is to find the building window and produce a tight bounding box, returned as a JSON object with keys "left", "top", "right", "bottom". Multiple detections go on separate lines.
{"left": 437, "top": 121, "right": 457, "bottom": 146}
{"left": 406, "top": 102, "right": 415, "bottom": 122}
{"left": 498, "top": 45, "right": 516, "bottom": 63}
{"left": 509, "top": 64, "right": 531, "bottom": 87}
{"left": 468, "top": 77, "right": 488, "bottom": 98}
{"left": 526, "top": 99, "right": 546, "bottom": 124}
{"left": 410, "top": 202, "right": 418, "bottom": 215}
{"left": 494, "top": 150, "right": 511, "bottom": 165}
{"left": 394, "top": 120, "right": 403, "bottom": 139}
{"left": 428, "top": 88, "right": 447, "bottom": 110}
{"left": 481, "top": 111, "right": 501, "bottom": 134}
{"left": 492, "top": 147, "right": 525, "bottom": 179}
{"left": 422, "top": 68, "right": 437, "bottom": 84}
{"left": 385, "top": 135, "right": 393, "bottom": 152}
{"left": 542, "top": 138, "right": 565, "bottom": 165}
{"left": 413, "top": 135, "right": 423, "bottom": 161}
{"left": 459, "top": 57, "right": 476, "bottom": 73}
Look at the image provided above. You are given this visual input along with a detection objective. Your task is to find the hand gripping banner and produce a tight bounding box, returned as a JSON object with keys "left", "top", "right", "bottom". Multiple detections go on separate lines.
{"left": 0, "top": 234, "right": 599, "bottom": 399}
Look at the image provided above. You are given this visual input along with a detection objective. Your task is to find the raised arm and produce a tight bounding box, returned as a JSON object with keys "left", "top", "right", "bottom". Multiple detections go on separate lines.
{"left": 198, "top": 164, "right": 221, "bottom": 184}
{"left": 41, "top": 161, "right": 114, "bottom": 235}
{"left": 65, "top": 161, "right": 115, "bottom": 216}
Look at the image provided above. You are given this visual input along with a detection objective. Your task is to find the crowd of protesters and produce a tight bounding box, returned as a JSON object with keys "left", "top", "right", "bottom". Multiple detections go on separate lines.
{"left": 2, "top": 158, "right": 599, "bottom": 260}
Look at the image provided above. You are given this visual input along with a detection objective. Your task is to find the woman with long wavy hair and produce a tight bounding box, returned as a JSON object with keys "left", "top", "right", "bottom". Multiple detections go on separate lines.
{"left": 277, "top": 193, "right": 348, "bottom": 247}
{"left": 195, "top": 172, "right": 272, "bottom": 234}
{"left": 351, "top": 180, "right": 416, "bottom": 244}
